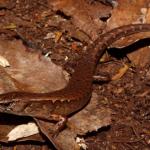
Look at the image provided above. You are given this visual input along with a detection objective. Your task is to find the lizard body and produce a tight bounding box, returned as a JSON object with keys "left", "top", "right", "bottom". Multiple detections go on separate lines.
{"left": 0, "top": 24, "right": 150, "bottom": 139}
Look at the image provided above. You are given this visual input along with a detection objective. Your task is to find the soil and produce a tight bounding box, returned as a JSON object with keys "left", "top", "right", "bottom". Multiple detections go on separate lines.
{"left": 0, "top": 0, "right": 150, "bottom": 149}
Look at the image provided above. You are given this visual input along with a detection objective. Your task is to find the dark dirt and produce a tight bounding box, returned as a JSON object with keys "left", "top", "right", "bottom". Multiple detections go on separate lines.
{"left": 0, "top": 0, "right": 150, "bottom": 150}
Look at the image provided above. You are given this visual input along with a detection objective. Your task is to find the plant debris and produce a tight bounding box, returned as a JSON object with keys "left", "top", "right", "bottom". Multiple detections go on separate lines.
{"left": 0, "top": 0, "right": 150, "bottom": 150}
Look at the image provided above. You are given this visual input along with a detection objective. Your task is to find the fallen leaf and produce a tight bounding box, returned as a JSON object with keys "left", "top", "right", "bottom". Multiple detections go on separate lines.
{"left": 107, "top": 0, "right": 150, "bottom": 29}
{"left": 7, "top": 122, "right": 39, "bottom": 141}
{"left": 107, "top": 0, "right": 150, "bottom": 67}
{"left": 127, "top": 46, "right": 150, "bottom": 67}
{"left": 49, "top": 0, "right": 112, "bottom": 40}
{"left": 111, "top": 64, "right": 129, "bottom": 81}
{"left": 0, "top": 39, "right": 68, "bottom": 93}
{"left": 0, "top": 114, "right": 45, "bottom": 143}
{"left": 67, "top": 93, "right": 111, "bottom": 135}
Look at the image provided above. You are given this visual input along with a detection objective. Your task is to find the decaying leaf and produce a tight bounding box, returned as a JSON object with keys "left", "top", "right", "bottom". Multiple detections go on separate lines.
{"left": 49, "top": 0, "right": 112, "bottom": 40}
{"left": 0, "top": 39, "right": 68, "bottom": 93}
{"left": 7, "top": 122, "right": 39, "bottom": 141}
{"left": 67, "top": 93, "right": 111, "bottom": 135}
{"left": 0, "top": 113, "right": 45, "bottom": 143}
{"left": 111, "top": 64, "right": 129, "bottom": 81}
{"left": 107, "top": 0, "right": 150, "bottom": 67}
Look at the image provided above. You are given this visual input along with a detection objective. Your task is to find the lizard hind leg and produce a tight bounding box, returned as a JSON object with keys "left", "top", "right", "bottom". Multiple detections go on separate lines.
{"left": 33, "top": 113, "right": 67, "bottom": 137}
{"left": 34, "top": 118, "right": 63, "bottom": 150}
{"left": 48, "top": 114, "right": 67, "bottom": 138}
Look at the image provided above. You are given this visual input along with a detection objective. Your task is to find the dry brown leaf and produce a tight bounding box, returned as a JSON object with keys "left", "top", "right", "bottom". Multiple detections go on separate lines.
{"left": 107, "top": 0, "right": 149, "bottom": 28}
{"left": 0, "top": 39, "right": 68, "bottom": 93}
{"left": 7, "top": 122, "right": 39, "bottom": 141}
{"left": 127, "top": 46, "right": 150, "bottom": 67}
{"left": 111, "top": 64, "right": 129, "bottom": 81}
{"left": 67, "top": 93, "right": 111, "bottom": 135}
{"left": 0, "top": 66, "right": 19, "bottom": 93}
{"left": 49, "top": 0, "right": 112, "bottom": 40}
{"left": 0, "top": 114, "right": 45, "bottom": 143}
{"left": 107, "top": 0, "right": 150, "bottom": 67}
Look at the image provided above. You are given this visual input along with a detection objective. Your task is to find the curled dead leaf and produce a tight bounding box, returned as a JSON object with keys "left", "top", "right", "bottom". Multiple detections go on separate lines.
{"left": 111, "top": 64, "right": 129, "bottom": 81}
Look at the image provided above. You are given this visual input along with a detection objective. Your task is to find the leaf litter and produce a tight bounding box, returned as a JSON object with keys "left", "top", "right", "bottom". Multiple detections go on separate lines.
{"left": 0, "top": 39, "right": 111, "bottom": 149}
{"left": 0, "top": 0, "right": 150, "bottom": 150}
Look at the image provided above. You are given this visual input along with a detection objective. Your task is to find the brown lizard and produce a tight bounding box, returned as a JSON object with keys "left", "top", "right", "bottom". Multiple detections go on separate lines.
{"left": 0, "top": 24, "right": 150, "bottom": 145}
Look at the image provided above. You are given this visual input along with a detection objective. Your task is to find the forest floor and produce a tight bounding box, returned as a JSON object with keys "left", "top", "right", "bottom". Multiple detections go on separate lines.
{"left": 0, "top": 0, "right": 150, "bottom": 150}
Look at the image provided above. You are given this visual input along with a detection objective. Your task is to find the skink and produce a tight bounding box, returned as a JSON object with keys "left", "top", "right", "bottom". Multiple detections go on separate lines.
{"left": 0, "top": 24, "right": 150, "bottom": 141}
